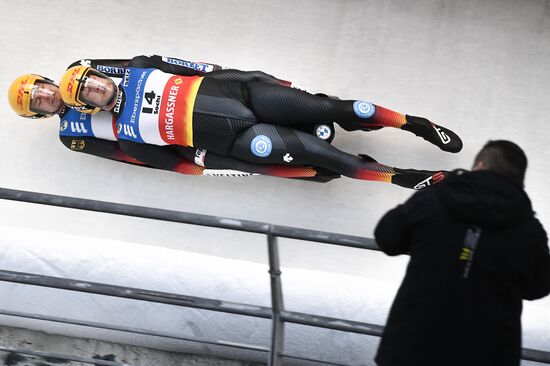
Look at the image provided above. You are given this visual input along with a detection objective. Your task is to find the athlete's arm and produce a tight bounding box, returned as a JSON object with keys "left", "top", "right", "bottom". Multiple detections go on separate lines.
{"left": 169, "top": 146, "right": 337, "bottom": 180}
{"left": 129, "top": 55, "right": 222, "bottom": 76}
{"left": 127, "top": 55, "right": 291, "bottom": 85}
{"left": 67, "top": 59, "right": 130, "bottom": 78}
{"left": 67, "top": 57, "right": 290, "bottom": 86}
{"left": 205, "top": 69, "right": 291, "bottom": 86}
{"left": 118, "top": 140, "right": 204, "bottom": 175}
{"left": 59, "top": 135, "right": 150, "bottom": 166}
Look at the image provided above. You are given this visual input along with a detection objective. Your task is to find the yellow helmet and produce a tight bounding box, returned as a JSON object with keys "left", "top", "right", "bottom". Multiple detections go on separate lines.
{"left": 59, "top": 66, "right": 117, "bottom": 114}
{"left": 8, "top": 74, "right": 58, "bottom": 119}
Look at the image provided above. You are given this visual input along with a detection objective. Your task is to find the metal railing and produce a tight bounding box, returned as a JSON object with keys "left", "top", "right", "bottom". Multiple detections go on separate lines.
{"left": 0, "top": 187, "right": 548, "bottom": 366}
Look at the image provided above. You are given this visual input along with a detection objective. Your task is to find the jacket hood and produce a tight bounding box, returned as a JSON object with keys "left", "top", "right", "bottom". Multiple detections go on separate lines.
{"left": 437, "top": 170, "right": 533, "bottom": 227}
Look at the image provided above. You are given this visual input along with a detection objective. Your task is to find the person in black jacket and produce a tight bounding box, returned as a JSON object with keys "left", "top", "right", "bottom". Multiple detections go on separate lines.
{"left": 374, "top": 140, "right": 550, "bottom": 366}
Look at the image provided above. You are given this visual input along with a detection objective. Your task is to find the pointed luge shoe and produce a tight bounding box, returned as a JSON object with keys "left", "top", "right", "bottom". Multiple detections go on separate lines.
{"left": 391, "top": 168, "right": 448, "bottom": 190}
{"left": 401, "top": 115, "right": 463, "bottom": 153}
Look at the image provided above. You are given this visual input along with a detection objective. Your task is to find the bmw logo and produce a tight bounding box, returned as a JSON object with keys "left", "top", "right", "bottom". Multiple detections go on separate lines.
{"left": 315, "top": 124, "right": 332, "bottom": 140}
{"left": 250, "top": 135, "right": 272, "bottom": 157}
{"left": 353, "top": 101, "right": 376, "bottom": 119}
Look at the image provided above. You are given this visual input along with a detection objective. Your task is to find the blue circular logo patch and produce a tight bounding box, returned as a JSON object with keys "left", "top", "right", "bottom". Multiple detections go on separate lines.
{"left": 353, "top": 101, "right": 376, "bottom": 119}
{"left": 315, "top": 124, "right": 332, "bottom": 140}
{"left": 250, "top": 135, "right": 272, "bottom": 157}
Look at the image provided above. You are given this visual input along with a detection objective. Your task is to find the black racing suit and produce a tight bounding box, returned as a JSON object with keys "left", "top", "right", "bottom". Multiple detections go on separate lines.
{"left": 113, "top": 55, "right": 452, "bottom": 188}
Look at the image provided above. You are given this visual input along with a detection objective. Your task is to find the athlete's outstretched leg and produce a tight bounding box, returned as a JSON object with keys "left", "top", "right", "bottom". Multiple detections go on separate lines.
{"left": 245, "top": 82, "right": 462, "bottom": 153}
{"left": 230, "top": 124, "right": 448, "bottom": 189}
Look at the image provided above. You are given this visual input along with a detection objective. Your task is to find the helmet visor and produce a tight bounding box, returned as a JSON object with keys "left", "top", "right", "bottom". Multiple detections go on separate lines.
{"left": 29, "top": 81, "right": 62, "bottom": 115}
{"left": 79, "top": 71, "right": 117, "bottom": 109}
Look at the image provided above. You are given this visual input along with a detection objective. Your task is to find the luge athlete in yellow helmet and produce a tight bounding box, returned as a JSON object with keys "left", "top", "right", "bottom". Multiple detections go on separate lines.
{"left": 59, "top": 55, "right": 462, "bottom": 189}
{"left": 58, "top": 66, "right": 120, "bottom": 114}
{"left": 8, "top": 74, "right": 64, "bottom": 119}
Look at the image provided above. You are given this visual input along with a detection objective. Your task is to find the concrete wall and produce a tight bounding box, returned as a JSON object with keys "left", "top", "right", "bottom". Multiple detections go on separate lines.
{"left": 0, "top": 325, "right": 264, "bottom": 366}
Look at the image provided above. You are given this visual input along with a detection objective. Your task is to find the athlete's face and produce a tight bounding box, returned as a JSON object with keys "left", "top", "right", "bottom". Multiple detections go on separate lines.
{"left": 80, "top": 74, "right": 116, "bottom": 109}
{"left": 30, "top": 81, "right": 64, "bottom": 115}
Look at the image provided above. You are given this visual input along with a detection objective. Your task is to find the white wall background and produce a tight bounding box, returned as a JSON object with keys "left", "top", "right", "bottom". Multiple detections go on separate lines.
{"left": 0, "top": 0, "right": 548, "bottom": 364}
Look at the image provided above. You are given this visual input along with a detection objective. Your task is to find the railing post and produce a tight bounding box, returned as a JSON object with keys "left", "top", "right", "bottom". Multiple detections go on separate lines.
{"left": 267, "top": 227, "right": 285, "bottom": 366}
{"left": 2, "top": 188, "right": 550, "bottom": 365}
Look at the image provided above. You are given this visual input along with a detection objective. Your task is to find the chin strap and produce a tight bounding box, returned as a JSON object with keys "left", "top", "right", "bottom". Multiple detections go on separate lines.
{"left": 103, "top": 88, "right": 119, "bottom": 110}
